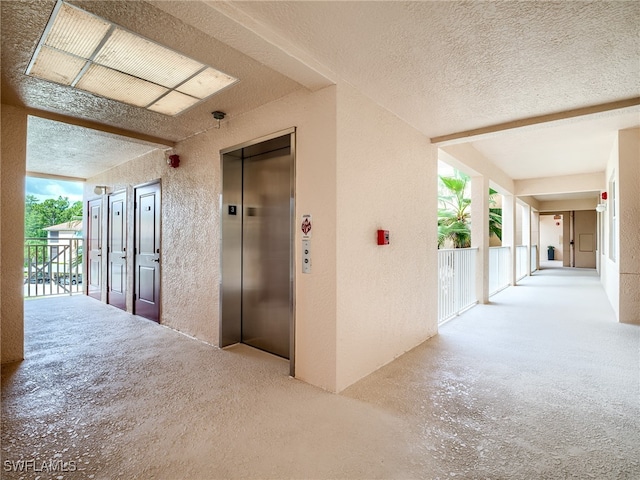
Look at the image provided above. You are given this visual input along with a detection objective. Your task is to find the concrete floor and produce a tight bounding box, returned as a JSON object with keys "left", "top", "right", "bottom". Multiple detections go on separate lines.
{"left": 2, "top": 267, "right": 639, "bottom": 479}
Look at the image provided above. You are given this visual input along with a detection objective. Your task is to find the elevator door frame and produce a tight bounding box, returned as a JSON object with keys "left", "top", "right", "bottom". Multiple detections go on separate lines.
{"left": 219, "top": 128, "right": 296, "bottom": 377}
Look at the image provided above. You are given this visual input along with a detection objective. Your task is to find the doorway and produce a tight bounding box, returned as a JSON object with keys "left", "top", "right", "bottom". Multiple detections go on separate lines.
{"left": 108, "top": 191, "right": 127, "bottom": 310}
{"left": 220, "top": 130, "right": 295, "bottom": 366}
{"left": 134, "top": 182, "right": 161, "bottom": 322}
{"left": 573, "top": 210, "right": 597, "bottom": 268}
{"left": 87, "top": 198, "right": 102, "bottom": 300}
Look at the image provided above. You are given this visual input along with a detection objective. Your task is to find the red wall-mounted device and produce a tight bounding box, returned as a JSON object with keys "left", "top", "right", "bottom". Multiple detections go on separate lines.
{"left": 601, "top": 192, "right": 608, "bottom": 200}
{"left": 377, "top": 229, "right": 389, "bottom": 245}
{"left": 167, "top": 154, "right": 180, "bottom": 168}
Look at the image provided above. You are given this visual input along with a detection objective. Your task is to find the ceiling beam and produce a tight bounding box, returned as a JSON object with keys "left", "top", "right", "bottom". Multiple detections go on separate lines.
{"left": 24, "top": 107, "right": 176, "bottom": 148}
{"left": 431, "top": 97, "right": 640, "bottom": 145}
{"left": 26, "top": 171, "right": 87, "bottom": 182}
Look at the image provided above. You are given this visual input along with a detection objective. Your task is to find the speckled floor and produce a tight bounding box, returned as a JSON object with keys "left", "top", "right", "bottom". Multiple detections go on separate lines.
{"left": 2, "top": 267, "right": 639, "bottom": 479}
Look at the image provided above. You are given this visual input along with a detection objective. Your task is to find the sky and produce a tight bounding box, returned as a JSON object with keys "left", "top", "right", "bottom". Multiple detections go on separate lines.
{"left": 26, "top": 177, "right": 83, "bottom": 203}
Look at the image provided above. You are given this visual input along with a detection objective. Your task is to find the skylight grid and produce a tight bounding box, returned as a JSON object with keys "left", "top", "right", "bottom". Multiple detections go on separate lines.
{"left": 94, "top": 28, "right": 206, "bottom": 89}
{"left": 77, "top": 64, "right": 169, "bottom": 108}
{"left": 29, "top": 46, "right": 86, "bottom": 85}
{"left": 45, "top": 2, "right": 111, "bottom": 59}
{"left": 148, "top": 91, "right": 200, "bottom": 116}
{"left": 177, "top": 67, "right": 237, "bottom": 99}
{"left": 26, "top": 0, "right": 238, "bottom": 116}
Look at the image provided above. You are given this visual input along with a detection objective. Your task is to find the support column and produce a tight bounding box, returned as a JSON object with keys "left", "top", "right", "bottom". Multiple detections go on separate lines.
{"left": 1, "top": 105, "right": 27, "bottom": 363}
{"left": 531, "top": 209, "right": 540, "bottom": 272}
{"left": 618, "top": 128, "right": 640, "bottom": 324}
{"left": 522, "top": 203, "right": 532, "bottom": 276}
{"left": 502, "top": 194, "right": 517, "bottom": 285}
{"left": 471, "top": 175, "right": 490, "bottom": 304}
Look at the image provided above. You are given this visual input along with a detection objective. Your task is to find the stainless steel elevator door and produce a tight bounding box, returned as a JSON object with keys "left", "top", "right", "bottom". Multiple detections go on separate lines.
{"left": 241, "top": 146, "right": 292, "bottom": 358}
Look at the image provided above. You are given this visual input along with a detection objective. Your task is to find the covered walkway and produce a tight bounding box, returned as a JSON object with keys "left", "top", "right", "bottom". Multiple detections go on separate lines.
{"left": 2, "top": 268, "right": 638, "bottom": 479}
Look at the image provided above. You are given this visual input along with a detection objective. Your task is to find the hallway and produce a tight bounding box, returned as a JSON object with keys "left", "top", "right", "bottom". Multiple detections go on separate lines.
{"left": 2, "top": 268, "right": 638, "bottom": 479}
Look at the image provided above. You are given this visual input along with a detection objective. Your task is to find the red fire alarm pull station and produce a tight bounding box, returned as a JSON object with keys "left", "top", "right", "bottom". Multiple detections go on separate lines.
{"left": 377, "top": 230, "right": 389, "bottom": 245}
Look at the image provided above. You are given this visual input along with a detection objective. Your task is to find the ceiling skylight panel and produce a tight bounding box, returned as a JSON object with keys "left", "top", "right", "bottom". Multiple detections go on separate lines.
{"left": 176, "top": 67, "right": 237, "bottom": 99}
{"left": 148, "top": 91, "right": 200, "bottom": 116}
{"left": 76, "top": 64, "right": 168, "bottom": 108}
{"left": 45, "top": 2, "right": 111, "bottom": 58}
{"left": 27, "top": 1, "right": 239, "bottom": 116}
{"left": 29, "top": 46, "right": 87, "bottom": 85}
{"left": 93, "top": 28, "right": 205, "bottom": 88}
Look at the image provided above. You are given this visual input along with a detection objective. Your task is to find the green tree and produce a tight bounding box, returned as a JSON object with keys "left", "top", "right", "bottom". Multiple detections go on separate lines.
{"left": 24, "top": 196, "right": 83, "bottom": 267}
{"left": 438, "top": 171, "right": 502, "bottom": 248}
{"left": 438, "top": 172, "right": 471, "bottom": 248}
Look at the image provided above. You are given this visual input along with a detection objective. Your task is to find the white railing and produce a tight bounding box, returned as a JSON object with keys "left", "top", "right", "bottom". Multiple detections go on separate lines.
{"left": 24, "top": 237, "right": 83, "bottom": 298}
{"left": 531, "top": 245, "right": 538, "bottom": 273}
{"left": 489, "top": 246, "right": 511, "bottom": 296}
{"left": 515, "top": 245, "right": 528, "bottom": 281}
{"left": 438, "top": 248, "right": 477, "bottom": 324}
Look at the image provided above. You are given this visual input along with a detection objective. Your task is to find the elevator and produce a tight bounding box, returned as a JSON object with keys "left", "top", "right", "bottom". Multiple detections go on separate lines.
{"left": 220, "top": 130, "right": 295, "bottom": 370}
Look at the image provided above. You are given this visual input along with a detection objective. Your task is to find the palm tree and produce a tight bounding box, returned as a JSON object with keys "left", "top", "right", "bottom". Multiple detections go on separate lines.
{"left": 438, "top": 172, "right": 471, "bottom": 248}
{"left": 438, "top": 171, "right": 502, "bottom": 248}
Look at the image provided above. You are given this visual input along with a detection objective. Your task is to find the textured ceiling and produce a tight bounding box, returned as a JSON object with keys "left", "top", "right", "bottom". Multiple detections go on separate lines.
{"left": 26, "top": 116, "right": 165, "bottom": 179}
{"left": 470, "top": 108, "right": 640, "bottom": 180}
{"left": 1, "top": 0, "right": 303, "bottom": 143}
{"left": 2, "top": 0, "right": 639, "bottom": 185}
{"left": 226, "top": 0, "right": 639, "bottom": 137}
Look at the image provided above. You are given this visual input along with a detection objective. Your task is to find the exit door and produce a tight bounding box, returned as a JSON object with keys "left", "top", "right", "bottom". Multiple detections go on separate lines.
{"left": 108, "top": 191, "right": 127, "bottom": 310}
{"left": 134, "top": 182, "right": 161, "bottom": 322}
{"left": 87, "top": 198, "right": 102, "bottom": 300}
{"left": 220, "top": 131, "right": 294, "bottom": 363}
{"left": 574, "top": 210, "right": 597, "bottom": 268}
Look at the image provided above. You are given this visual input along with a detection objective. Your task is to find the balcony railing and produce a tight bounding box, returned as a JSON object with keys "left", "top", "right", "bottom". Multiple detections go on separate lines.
{"left": 531, "top": 245, "right": 538, "bottom": 273}
{"left": 438, "top": 248, "right": 477, "bottom": 324}
{"left": 24, "top": 237, "right": 83, "bottom": 298}
{"left": 489, "top": 246, "right": 511, "bottom": 296}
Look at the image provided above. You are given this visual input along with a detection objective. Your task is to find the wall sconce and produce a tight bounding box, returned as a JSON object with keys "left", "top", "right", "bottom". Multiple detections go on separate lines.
{"left": 212, "top": 111, "right": 226, "bottom": 129}
{"left": 596, "top": 203, "right": 607, "bottom": 213}
{"left": 93, "top": 185, "right": 108, "bottom": 195}
{"left": 167, "top": 154, "right": 180, "bottom": 168}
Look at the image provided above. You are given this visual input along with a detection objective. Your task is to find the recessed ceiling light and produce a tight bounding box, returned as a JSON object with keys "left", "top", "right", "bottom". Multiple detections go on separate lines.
{"left": 26, "top": 0, "right": 238, "bottom": 116}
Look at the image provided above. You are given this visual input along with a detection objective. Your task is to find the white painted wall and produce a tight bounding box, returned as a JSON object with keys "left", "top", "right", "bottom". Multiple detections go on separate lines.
{"left": 540, "top": 215, "right": 564, "bottom": 261}
{"left": 334, "top": 83, "right": 437, "bottom": 391}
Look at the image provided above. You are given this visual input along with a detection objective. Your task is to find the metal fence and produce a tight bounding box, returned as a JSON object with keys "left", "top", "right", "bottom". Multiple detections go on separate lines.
{"left": 438, "top": 248, "right": 477, "bottom": 324}
{"left": 489, "top": 246, "right": 511, "bottom": 296}
{"left": 24, "top": 237, "right": 83, "bottom": 298}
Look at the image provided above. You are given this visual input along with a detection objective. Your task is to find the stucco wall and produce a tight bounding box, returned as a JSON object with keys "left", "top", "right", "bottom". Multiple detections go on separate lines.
{"left": 1, "top": 105, "right": 27, "bottom": 363}
{"left": 334, "top": 83, "right": 438, "bottom": 391}
{"left": 87, "top": 86, "right": 340, "bottom": 391}
{"left": 617, "top": 128, "right": 640, "bottom": 324}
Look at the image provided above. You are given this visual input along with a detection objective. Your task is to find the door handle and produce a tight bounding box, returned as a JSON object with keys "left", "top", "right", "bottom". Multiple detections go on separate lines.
{"left": 153, "top": 258, "right": 160, "bottom": 263}
{"left": 121, "top": 256, "right": 127, "bottom": 259}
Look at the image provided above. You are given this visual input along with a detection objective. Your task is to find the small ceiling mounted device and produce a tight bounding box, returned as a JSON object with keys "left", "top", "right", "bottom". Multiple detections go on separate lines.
{"left": 212, "top": 111, "right": 226, "bottom": 129}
